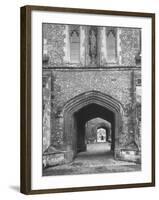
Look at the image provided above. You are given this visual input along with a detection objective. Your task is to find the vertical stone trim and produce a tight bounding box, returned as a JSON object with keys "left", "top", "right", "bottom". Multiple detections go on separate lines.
{"left": 80, "top": 26, "right": 86, "bottom": 66}
{"left": 42, "top": 72, "right": 52, "bottom": 152}
{"left": 50, "top": 71, "right": 55, "bottom": 146}
{"left": 134, "top": 71, "right": 141, "bottom": 150}
{"left": 85, "top": 26, "right": 89, "bottom": 66}
{"left": 130, "top": 70, "right": 136, "bottom": 142}
{"left": 105, "top": 27, "right": 108, "bottom": 63}
{"left": 97, "top": 27, "right": 102, "bottom": 66}
{"left": 117, "top": 28, "right": 122, "bottom": 65}
{"left": 139, "top": 29, "right": 141, "bottom": 54}
{"left": 100, "top": 27, "right": 107, "bottom": 66}
{"left": 63, "top": 25, "right": 70, "bottom": 63}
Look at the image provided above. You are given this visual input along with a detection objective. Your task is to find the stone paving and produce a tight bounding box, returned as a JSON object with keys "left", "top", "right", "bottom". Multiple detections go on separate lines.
{"left": 43, "top": 143, "right": 141, "bottom": 176}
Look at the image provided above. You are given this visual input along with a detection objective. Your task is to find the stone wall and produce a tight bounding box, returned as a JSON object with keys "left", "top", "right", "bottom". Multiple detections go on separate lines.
{"left": 43, "top": 24, "right": 141, "bottom": 67}
{"left": 120, "top": 28, "right": 141, "bottom": 66}
{"left": 51, "top": 69, "right": 132, "bottom": 108}
{"left": 45, "top": 68, "right": 141, "bottom": 150}
{"left": 42, "top": 71, "right": 52, "bottom": 152}
{"left": 42, "top": 24, "right": 141, "bottom": 165}
{"left": 43, "top": 24, "right": 66, "bottom": 65}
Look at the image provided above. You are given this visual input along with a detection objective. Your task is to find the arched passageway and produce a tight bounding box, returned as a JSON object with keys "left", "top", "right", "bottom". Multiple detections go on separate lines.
{"left": 91, "top": 120, "right": 112, "bottom": 143}
{"left": 84, "top": 118, "right": 112, "bottom": 155}
{"left": 63, "top": 91, "right": 123, "bottom": 162}
{"left": 74, "top": 103, "right": 115, "bottom": 153}
{"left": 85, "top": 118, "right": 111, "bottom": 143}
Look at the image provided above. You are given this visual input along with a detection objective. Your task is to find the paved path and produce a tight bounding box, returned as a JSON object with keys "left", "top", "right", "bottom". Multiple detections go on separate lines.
{"left": 43, "top": 143, "right": 141, "bottom": 176}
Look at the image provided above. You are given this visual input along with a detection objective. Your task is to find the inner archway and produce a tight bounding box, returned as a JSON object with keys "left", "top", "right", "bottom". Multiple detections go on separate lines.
{"left": 74, "top": 103, "right": 115, "bottom": 155}
{"left": 63, "top": 91, "right": 123, "bottom": 162}
{"left": 84, "top": 117, "right": 112, "bottom": 156}
{"left": 85, "top": 118, "right": 111, "bottom": 143}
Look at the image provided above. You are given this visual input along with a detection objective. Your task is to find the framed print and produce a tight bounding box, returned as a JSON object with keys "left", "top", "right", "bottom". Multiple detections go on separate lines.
{"left": 20, "top": 5, "right": 155, "bottom": 194}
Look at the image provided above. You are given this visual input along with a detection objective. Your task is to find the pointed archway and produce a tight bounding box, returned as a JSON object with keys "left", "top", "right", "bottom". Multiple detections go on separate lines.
{"left": 63, "top": 91, "right": 124, "bottom": 162}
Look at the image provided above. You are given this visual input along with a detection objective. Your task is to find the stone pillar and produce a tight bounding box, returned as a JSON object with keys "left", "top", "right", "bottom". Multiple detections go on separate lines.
{"left": 130, "top": 70, "right": 136, "bottom": 142}
{"left": 80, "top": 26, "right": 86, "bottom": 66}
{"left": 117, "top": 28, "right": 122, "bottom": 65}
{"left": 100, "top": 27, "right": 107, "bottom": 66}
{"left": 42, "top": 72, "right": 52, "bottom": 152}
{"left": 63, "top": 25, "right": 70, "bottom": 63}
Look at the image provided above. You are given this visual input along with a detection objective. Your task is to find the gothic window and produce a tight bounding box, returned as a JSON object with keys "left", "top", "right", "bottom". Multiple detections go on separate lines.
{"left": 69, "top": 25, "right": 80, "bottom": 63}
{"left": 106, "top": 27, "right": 117, "bottom": 63}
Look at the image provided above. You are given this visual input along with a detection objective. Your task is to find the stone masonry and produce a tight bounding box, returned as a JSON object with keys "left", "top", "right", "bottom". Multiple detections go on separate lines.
{"left": 42, "top": 24, "right": 141, "bottom": 167}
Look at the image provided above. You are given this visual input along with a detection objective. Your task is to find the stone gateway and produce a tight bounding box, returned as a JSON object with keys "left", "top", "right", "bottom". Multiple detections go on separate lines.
{"left": 42, "top": 24, "right": 141, "bottom": 174}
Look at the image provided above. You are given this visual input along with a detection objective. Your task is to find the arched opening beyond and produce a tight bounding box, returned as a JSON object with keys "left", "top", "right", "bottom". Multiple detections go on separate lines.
{"left": 63, "top": 91, "right": 123, "bottom": 161}
{"left": 96, "top": 128, "right": 107, "bottom": 142}
{"left": 74, "top": 103, "right": 115, "bottom": 153}
{"left": 92, "top": 121, "right": 112, "bottom": 143}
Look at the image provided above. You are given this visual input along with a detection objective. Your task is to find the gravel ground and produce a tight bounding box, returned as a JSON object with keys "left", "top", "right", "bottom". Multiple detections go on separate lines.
{"left": 43, "top": 143, "right": 141, "bottom": 176}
